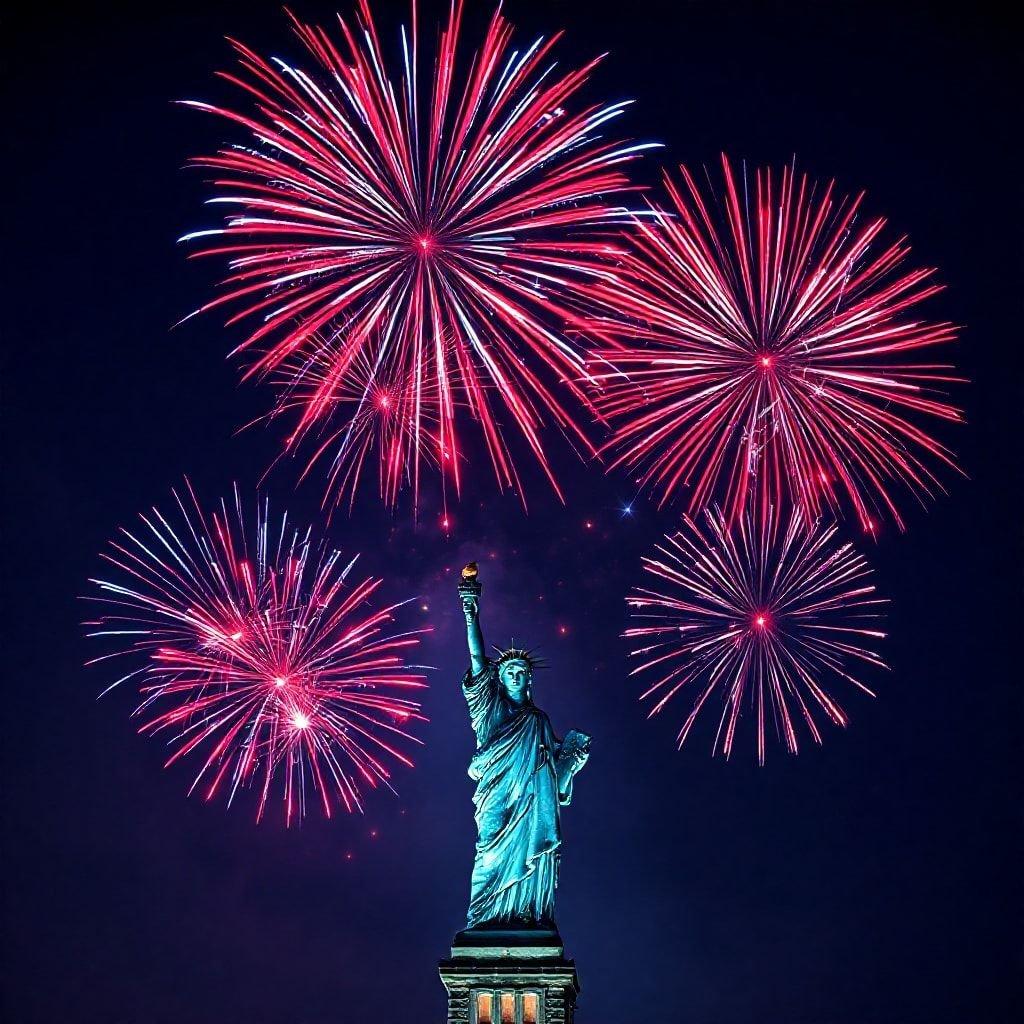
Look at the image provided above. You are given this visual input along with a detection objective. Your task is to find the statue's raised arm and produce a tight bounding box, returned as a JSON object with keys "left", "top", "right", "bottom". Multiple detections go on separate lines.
{"left": 458, "top": 562, "right": 486, "bottom": 676}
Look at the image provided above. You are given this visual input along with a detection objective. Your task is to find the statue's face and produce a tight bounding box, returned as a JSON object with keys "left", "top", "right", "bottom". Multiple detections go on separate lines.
{"left": 498, "top": 659, "right": 532, "bottom": 703}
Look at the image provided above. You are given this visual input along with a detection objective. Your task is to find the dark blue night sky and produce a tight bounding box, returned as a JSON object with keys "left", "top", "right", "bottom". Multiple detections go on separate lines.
{"left": 4, "top": 2, "right": 1020, "bottom": 1022}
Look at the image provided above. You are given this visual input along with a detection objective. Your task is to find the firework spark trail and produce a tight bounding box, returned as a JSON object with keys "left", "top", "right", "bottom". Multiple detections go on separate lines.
{"left": 83, "top": 481, "right": 428, "bottom": 824}
{"left": 591, "top": 155, "right": 964, "bottom": 533}
{"left": 625, "top": 507, "right": 887, "bottom": 763}
{"left": 180, "top": 0, "right": 657, "bottom": 512}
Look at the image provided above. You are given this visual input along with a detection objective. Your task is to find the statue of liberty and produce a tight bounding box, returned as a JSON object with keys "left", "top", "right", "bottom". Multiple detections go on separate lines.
{"left": 457, "top": 563, "right": 591, "bottom": 930}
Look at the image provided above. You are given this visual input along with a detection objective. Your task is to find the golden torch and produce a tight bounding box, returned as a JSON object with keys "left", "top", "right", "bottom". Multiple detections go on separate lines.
{"left": 458, "top": 561, "right": 481, "bottom": 598}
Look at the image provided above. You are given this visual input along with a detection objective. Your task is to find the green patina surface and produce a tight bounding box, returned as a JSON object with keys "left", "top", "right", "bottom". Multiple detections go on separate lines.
{"left": 457, "top": 565, "right": 591, "bottom": 929}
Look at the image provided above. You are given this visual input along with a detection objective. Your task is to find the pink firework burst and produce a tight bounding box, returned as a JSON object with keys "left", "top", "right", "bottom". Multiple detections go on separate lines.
{"left": 591, "top": 155, "right": 964, "bottom": 533}
{"left": 276, "top": 337, "right": 447, "bottom": 514}
{"left": 625, "top": 507, "right": 887, "bottom": 763}
{"left": 84, "top": 482, "right": 428, "bottom": 824}
{"left": 181, "top": 0, "right": 655, "bottom": 509}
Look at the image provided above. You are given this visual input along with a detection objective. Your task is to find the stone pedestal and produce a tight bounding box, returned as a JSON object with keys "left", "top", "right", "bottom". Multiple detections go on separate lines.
{"left": 438, "top": 927, "right": 579, "bottom": 1024}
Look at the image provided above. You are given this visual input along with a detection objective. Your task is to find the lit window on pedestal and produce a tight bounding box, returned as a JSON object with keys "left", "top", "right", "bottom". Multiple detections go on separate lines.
{"left": 500, "top": 992, "right": 515, "bottom": 1024}
{"left": 476, "top": 992, "right": 493, "bottom": 1024}
{"left": 522, "top": 992, "right": 539, "bottom": 1024}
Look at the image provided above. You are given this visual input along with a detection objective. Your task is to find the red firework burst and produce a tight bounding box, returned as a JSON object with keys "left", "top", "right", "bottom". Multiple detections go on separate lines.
{"left": 181, "top": 0, "right": 655, "bottom": 510}
{"left": 83, "top": 482, "right": 428, "bottom": 824}
{"left": 277, "top": 337, "right": 446, "bottom": 514}
{"left": 591, "top": 156, "right": 964, "bottom": 532}
{"left": 625, "top": 508, "right": 887, "bottom": 763}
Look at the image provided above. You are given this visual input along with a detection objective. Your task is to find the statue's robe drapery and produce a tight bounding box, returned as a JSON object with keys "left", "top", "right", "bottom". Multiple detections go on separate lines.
{"left": 463, "top": 661, "right": 573, "bottom": 928}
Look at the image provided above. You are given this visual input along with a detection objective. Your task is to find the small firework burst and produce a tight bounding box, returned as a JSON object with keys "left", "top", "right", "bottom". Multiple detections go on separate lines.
{"left": 276, "top": 338, "right": 447, "bottom": 514}
{"left": 626, "top": 507, "right": 887, "bottom": 763}
{"left": 84, "top": 481, "right": 428, "bottom": 823}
